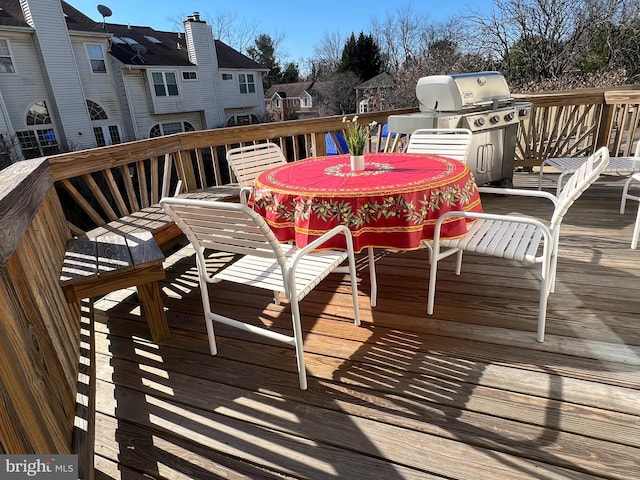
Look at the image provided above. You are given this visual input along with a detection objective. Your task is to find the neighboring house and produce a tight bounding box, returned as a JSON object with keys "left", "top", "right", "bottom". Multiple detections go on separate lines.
{"left": 0, "top": 0, "right": 267, "bottom": 164}
{"left": 355, "top": 72, "right": 395, "bottom": 113}
{"left": 265, "top": 81, "right": 316, "bottom": 121}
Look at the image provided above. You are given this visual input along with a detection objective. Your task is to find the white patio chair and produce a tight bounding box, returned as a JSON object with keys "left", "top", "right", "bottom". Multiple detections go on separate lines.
{"left": 626, "top": 172, "right": 640, "bottom": 249}
{"left": 160, "top": 197, "right": 361, "bottom": 390}
{"left": 426, "top": 146, "right": 610, "bottom": 342}
{"left": 618, "top": 141, "right": 640, "bottom": 215}
{"left": 406, "top": 128, "right": 473, "bottom": 162}
{"left": 405, "top": 128, "right": 474, "bottom": 263}
{"left": 226, "top": 142, "right": 287, "bottom": 204}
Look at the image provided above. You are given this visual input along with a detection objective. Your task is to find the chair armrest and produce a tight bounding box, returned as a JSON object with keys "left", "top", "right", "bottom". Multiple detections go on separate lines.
{"left": 433, "top": 210, "right": 551, "bottom": 243}
{"left": 239, "top": 186, "right": 252, "bottom": 205}
{"left": 288, "top": 225, "right": 354, "bottom": 272}
{"left": 294, "top": 225, "right": 353, "bottom": 257}
{"left": 478, "top": 186, "right": 558, "bottom": 207}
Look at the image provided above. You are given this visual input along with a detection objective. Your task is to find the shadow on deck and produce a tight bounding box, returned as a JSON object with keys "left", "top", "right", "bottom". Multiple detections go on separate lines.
{"left": 91, "top": 171, "right": 640, "bottom": 480}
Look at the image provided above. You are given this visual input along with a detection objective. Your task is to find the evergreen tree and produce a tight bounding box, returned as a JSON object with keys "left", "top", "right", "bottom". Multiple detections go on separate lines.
{"left": 338, "top": 32, "right": 384, "bottom": 82}
{"left": 247, "top": 33, "right": 300, "bottom": 89}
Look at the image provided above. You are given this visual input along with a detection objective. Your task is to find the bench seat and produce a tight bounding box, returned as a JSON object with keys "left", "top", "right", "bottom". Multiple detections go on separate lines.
{"left": 59, "top": 186, "right": 240, "bottom": 342}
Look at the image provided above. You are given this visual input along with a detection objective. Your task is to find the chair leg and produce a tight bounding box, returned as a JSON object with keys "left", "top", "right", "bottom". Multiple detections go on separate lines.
{"left": 427, "top": 254, "right": 439, "bottom": 315}
{"left": 200, "top": 282, "right": 218, "bottom": 355}
{"left": 197, "top": 256, "right": 219, "bottom": 355}
{"left": 347, "top": 247, "right": 361, "bottom": 326}
{"left": 632, "top": 203, "right": 640, "bottom": 250}
{"left": 620, "top": 176, "right": 634, "bottom": 214}
{"left": 289, "top": 300, "right": 308, "bottom": 390}
{"left": 537, "top": 262, "right": 551, "bottom": 343}
{"left": 367, "top": 247, "right": 377, "bottom": 307}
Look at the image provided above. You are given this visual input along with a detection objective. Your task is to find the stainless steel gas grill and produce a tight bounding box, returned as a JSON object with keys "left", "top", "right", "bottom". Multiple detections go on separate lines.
{"left": 388, "top": 71, "right": 531, "bottom": 187}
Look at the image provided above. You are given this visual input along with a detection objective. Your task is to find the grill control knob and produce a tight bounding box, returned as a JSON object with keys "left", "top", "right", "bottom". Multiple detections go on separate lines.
{"left": 504, "top": 112, "right": 515, "bottom": 121}
{"left": 519, "top": 109, "right": 529, "bottom": 117}
{"left": 474, "top": 117, "right": 485, "bottom": 127}
{"left": 490, "top": 115, "right": 500, "bottom": 124}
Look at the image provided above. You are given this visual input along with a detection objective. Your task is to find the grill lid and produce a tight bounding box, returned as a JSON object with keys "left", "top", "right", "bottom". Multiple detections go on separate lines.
{"left": 416, "top": 71, "right": 512, "bottom": 113}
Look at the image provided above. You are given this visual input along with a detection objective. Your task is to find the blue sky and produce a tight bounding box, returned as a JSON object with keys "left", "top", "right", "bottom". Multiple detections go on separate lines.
{"left": 70, "top": 0, "right": 494, "bottom": 62}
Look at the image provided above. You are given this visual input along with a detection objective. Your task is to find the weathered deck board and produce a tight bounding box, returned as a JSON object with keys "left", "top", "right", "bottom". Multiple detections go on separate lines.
{"left": 90, "top": 172, "right": 640, "bottom": 480}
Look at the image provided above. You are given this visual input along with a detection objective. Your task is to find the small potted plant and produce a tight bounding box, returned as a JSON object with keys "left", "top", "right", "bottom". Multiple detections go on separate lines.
{"left": 343, "top": 116, "right": 377, "bottom": 171}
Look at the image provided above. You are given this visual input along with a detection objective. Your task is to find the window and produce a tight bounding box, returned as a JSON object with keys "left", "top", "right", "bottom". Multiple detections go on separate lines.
{"left": 0, "top": 39, "right": 15, "bottom": 73}
{"left": 221, "top": 73, "right": 232, "bottom": 80}
{"left": 86, "top": 100, "right": 121, "bottom": 147}
{"left": 152, "top": 72, "right": 178, "bottom": 96}
{"left": 149, "top": 121, "right": 195, "bottom": 138}
{"left": 238, "top": 73, "right": 255, "bottom": 94}
{"left": 27, "top": 101, "right": 51, "bottom": 125}
{"left": 144, "top": 35, "right": 162, "bottom": 44}
{"left": 92, "top": 126, "right": 121, "bottom": 147}
{"left": 302, "top": 96, "right": 311, "bottom": 107}
{"left": 86, "top": 100, "right": 108, "bottom": 120}
{"left": 226, "top": 114, "right": 258, "bottom": 126}
{"left": 86, "top": 44, "right": 106, "bottom": 73}
{"left": 182, "top": 71, "right": 197, "bottom": 80}
{"left": 16, "top": 129, "right": 59, "bottom": 159}
{"left": 18, "top": 101, "right": 59, "bottom": 158}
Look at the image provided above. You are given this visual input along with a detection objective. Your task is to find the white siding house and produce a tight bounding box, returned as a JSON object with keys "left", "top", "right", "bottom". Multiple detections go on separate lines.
{"left": 0, "top": 0, "right": 267, "bottom": 164}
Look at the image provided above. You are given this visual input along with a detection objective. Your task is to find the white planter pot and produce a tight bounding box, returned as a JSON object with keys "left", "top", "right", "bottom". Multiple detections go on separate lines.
{"left": 350, "top": 154, "right": 365, "bottom": 171}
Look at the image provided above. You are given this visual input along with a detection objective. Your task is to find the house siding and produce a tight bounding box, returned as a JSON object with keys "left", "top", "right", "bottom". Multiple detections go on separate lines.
{"left": 218, "top": 68, "right": 265, "bottom": 124}
{"left": 0, "top": 0, "right": 266, "bottom": 165}
{"left": 0, "top": 31, "right": 50, "bottom": 130}
{"left": 19, "top": 0, "right": 94, "bottom": 149}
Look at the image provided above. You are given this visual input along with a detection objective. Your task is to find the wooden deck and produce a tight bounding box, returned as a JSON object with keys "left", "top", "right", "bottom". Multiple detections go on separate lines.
{"left": 90, "top": 171, "right": 640, "bottom": 480}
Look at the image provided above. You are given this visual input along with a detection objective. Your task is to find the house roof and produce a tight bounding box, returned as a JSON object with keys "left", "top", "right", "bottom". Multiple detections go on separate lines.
{"left": 265, "top": 81, "right": 314, "bottom": 99}
{"left": 106, "top": 23, "right": 193, "bottom": 67}
{"left": 0, "top": 1, "right": 102, "bottom": 31}
{"left": 356, "top": 72, "right": 395, "bottom": 89}
{"left": 0, "top": 0, "right": 264, "bottom": 69}
{"left": 216, "top": 39, "right": 266, "bottom": 70}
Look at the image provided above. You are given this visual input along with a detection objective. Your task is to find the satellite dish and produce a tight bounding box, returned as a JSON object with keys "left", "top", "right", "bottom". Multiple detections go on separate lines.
{"left": 97, "top": 4, "right": 112, "bottom": 31}
{"left": 131, "top": 43, "right": 147, "bottom": 63}
{"left": 131, "top": 44, "right": 147, "bottom": 55}
{"left": 97, "top": 4, "right": 112, "bottom": 17}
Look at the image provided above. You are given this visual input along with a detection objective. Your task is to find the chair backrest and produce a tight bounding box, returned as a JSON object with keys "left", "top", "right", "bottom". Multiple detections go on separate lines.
{"left": 406, "top": 128, "right": 473, "bottom": 162}
{"left": 160, "top": 197, "right": 285, "bottom": 265}
{"left": 226, "top": 143, "right": 287, "bottom": 187}
{"left": 552, "top": 146, "right": 610, "bottom": 228}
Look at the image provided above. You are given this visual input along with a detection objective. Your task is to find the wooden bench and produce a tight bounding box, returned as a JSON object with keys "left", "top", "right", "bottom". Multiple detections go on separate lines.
{"left": 59, "top": 187, "right": 240, "bottom": 342}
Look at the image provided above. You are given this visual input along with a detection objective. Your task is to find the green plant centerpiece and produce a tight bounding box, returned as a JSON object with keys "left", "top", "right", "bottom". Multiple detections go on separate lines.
{"left": 342, "top": 116, "right": 377, "bottom": 156}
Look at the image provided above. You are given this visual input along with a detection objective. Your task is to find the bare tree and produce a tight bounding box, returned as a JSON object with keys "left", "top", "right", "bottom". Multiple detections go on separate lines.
{"left": 167, "top": 11, "right": 259, "bottom": 53}
{"left": 369, "top": 6, "right": 431, "bottom": 73}
{"left": 467, "top": 0, "right": 640, "bottom": 83}
{"left": 312, "top": 31, "right": 345, "bottom": 70}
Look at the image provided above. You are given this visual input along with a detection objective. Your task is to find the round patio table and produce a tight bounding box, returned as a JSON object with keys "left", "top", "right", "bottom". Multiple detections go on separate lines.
{"left": 249, "top": 152, "right": 482, "bottom": 252}
{"left": 248, "top": 152, "right": 482, "bottom": 307}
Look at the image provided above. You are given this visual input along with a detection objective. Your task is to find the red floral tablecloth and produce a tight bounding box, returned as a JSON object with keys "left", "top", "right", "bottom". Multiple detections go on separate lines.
{"left": 248, "top": 152, "right": 482, "bottom": 252}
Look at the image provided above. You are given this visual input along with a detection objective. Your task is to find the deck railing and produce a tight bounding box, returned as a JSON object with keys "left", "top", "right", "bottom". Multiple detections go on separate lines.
{"left": 2, "top": 86, "right": 640, "bottom": 460}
